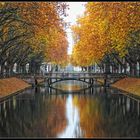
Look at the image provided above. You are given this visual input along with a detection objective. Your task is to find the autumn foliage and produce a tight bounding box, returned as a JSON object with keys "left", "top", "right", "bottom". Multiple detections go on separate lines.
{"left": 71, "top": 2, "right": 140, "bottom": 67}
{"left": 0, "top": 2, "right": 69, "bottom": 76}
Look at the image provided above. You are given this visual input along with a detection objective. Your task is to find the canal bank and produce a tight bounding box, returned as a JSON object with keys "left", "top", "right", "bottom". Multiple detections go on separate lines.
{"left": 97, "top": 77, "right": 140, "bottom": 99}
{"left": 112, "top": 77, "right": 140, "bottom": 99}
{"left": 1, "top": 76, "right": 140, "bottom": 102}
{"left": 0, "top": 77, "right": 31, "bottom": 101}
{"left": 0, "top": 77, "right": 44, "bottom": 101}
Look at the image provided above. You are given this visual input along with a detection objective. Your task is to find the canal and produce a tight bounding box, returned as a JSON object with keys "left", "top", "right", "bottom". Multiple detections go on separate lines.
{"left": 0, "top": 80, "right": 140, "bottom": 138}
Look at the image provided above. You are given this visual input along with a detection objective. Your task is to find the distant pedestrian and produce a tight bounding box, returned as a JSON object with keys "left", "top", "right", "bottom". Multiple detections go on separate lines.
{"left": 34, "top": 77, "right": 38, "bottom": 86}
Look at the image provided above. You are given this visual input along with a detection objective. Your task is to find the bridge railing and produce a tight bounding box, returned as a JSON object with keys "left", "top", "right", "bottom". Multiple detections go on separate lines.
{"left": 45, "top": 72, "right": 94, "bottom": 78}
{"left": 45, "top": 72, "right": 127, "bottom": 79}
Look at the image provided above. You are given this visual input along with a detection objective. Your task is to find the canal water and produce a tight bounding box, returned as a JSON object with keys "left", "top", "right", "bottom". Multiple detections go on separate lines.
{"left": 0, "top": 80, "right": 140, "bottom": 138}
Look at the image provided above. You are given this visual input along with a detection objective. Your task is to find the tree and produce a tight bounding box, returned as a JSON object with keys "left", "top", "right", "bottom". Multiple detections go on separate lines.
{"left": 0, "top": 2, "right": 69, "bottom": 77}
{"left": 71, "top": 2, "right": 140, "bottom": 75}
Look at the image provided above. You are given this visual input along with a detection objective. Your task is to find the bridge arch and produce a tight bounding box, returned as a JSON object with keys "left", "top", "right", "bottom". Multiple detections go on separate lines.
{"left": 49, "top": 78, "right": 91, "bottom": 85}
{"left": 48, "top": 79, "right": 93, "bottom": 93}
{"left": 49, "top": 84, "right": 92, "bottom": 94}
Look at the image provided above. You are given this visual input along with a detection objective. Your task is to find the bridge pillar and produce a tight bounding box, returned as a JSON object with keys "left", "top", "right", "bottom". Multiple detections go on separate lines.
{"left": 48, "top": 78, "right": 50, "bottom": 85}
{"left": 45, "top": 78, "right": 48, "bottom": 87}
{"left": 89, "top": 78, "right": 93, "bottom": 85}
{"left": 91, "top": 78, "right": 94, "bottom": 85}
{"left": 89, "top": 78, "right": 90, "bottom": 84}
{"left": 48, "top": 78, "right": 52, "bottom": 86}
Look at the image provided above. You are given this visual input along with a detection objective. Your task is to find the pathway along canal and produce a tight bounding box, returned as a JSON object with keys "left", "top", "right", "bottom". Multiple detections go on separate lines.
{"left": 0, "top": 80, "right": 140, "bottom": 138}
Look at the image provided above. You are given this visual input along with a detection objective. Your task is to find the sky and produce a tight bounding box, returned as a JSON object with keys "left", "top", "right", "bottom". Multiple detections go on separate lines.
{"left": 64, "top": 2, "right": 87, "bottom": 55}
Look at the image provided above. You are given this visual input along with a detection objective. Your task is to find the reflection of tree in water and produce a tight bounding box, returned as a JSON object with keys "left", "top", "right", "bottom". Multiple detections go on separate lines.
{"left": 0, "top": 86, "right": 140, "bottom": 138}
{"left": 73, "top": 87, "right": 140, "bottom": 138}
{"left": 0, "top": 87, "right": 67, "bottom": 137}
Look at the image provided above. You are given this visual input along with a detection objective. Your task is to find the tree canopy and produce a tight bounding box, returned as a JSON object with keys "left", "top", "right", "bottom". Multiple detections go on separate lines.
{"left": 71, "top": 2, "right": 140, "bottom": 69}
{"left": 0, "top": 2, "right": 69, "bottom": 76}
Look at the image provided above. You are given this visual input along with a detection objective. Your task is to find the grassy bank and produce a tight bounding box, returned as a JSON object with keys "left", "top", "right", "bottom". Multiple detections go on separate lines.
{"left": 0, "top": 77, "right": 31, "bottom": 99}
{"left": 97, "top": 77, "right": 140, "bottom": 98}
{"left": 112, "top": 77, "right": 140, "bottom": 97}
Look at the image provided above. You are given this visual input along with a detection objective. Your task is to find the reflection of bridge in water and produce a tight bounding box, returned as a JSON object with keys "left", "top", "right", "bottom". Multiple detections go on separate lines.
{"left": 44, "top": 72, "right": 126, "bottom": 87}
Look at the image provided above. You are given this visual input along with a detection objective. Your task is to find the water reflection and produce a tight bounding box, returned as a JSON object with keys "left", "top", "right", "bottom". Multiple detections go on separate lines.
{"left": 73, "top": 89, "right": 140, "bottom": 137}
{"left": 51, "top": 80, "right": 89, "bottom": 92}
{"left": 0, "top": 88, "right": 67, "bottom": 137}
{"left": 0, "top": 84, "right": 140, "bottom": 138}
{"left": 58, "top": 95, "right": 83, "bottom": 138}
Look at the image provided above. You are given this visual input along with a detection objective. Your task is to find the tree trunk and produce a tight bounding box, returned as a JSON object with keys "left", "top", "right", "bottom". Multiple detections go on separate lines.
{"left": 10, "top": 65, "right": 14, "bottom": 76}
{"left": 124, "top": 62, "right": 127, "bottom": 74}
{"left": 0, "top": 64, "right": 4, "bottom": 78}
{"left": 105, "top": 62, "right": 110, "bottom": 74}
{"left": 138, "top": 62, "right": 140, "bottom": 77}
{"left": 16, "top": 64, "right": 20, "bottom": 73}
{"left": 120, "top": 64, "right": 123, "bottom": 74}
{"left": 133, "top": 62, "right": 137, "bottom": 76}
{"left": 105, "top": 55, "right": 110, "bottom": 74}
{"left": 21, "top": 65, "right": 26, "bottom": 74}
{"left": 5, "top": 66, "right": 9, "bottom": 77}
{"left": 129, "top": 63, "right": 133, "bottom": 76}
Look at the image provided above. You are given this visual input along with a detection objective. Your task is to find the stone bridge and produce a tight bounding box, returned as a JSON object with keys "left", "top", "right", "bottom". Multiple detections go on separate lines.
{"left": 43, "top": 72, "right": 126, "bottom": 87}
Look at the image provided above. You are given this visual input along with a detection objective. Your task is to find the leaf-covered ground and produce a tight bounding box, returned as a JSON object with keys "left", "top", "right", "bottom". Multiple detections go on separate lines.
{"left": 0, "top": 77, "right": 30, "bottom": 98}
{"left": 112, "top": 77, "right": 140, "bottom": 96}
